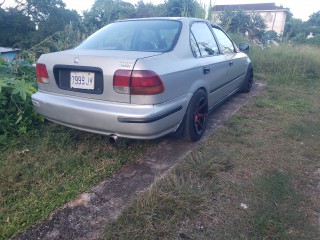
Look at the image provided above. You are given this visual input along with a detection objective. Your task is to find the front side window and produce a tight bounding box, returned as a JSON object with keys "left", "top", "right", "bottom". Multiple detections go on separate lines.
{"left": 77, "top": 20, "right": 181, "bottom": 52}
{"left": 211, "top": 27, "right": 235, "bottom": 54}
{"left": 190, "top": 22, "right": 219, "bottom": 57}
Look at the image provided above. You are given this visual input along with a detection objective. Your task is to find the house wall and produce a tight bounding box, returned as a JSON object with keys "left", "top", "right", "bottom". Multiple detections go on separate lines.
{"left": 259, "top": 10, "right": 287, "bottom": 35}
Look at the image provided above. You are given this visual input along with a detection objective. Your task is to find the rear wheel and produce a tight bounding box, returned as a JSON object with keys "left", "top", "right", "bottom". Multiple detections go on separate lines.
{"left": 184, "top": 89, "right": 208, "bottom": 142}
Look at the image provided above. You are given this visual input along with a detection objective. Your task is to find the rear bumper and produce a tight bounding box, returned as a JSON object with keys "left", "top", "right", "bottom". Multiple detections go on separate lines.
{"left": 32, "top": 91, "right": 190, "bottom": 139}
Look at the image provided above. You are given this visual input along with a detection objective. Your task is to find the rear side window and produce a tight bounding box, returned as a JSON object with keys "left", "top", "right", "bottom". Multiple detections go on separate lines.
{"left": 211, "top": 27, "right": 235, "bottom": 54}
{"left": 190, "top": 22, "right": 219, "bottom": 57}
{"left": 190, "top": 33, "right": 201, "bottom": 58}
{"left": 77, "top": 20, "right": 181, "bottom": 52}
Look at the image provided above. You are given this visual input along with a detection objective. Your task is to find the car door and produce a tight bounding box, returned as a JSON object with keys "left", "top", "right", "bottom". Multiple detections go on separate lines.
{"left": 211, "top": 26, "right": 247, "bottom": 93}
{"left": 190, "top": 21, "right": 229, "bottom": 108}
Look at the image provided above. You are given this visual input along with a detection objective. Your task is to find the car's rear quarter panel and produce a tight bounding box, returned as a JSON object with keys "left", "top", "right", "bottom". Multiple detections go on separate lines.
{"left": 131, "top": 19, "right": 207, "bottom": 106}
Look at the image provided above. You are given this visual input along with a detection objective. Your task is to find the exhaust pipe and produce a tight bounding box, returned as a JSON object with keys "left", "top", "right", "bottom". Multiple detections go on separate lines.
{"left": 108, "top": 134, "right": 118, "bottom": 145}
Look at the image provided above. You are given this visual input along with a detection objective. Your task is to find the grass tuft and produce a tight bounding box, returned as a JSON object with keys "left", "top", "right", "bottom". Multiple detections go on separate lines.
{"left": 252, "top": 171, "right": 312, "bottom": 239}
{"left": 286, "top": 120, "right": 320, "bottom": 141}
{"left": 105, "top": 172, "right": 208, "bottom": 240}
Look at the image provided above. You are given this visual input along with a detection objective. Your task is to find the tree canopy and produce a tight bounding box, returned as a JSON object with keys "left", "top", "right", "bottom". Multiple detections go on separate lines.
{"left": 0, "top": 0, "right": 319, "bottom": 51}
{"left": 283, "top": 10, "right": 320, "bottom": 45}
{"left": 218, "top": 9, "right": 266, "bottom": 41}
{"left": 0, "top": 0, "right": 81, "bottom": 48}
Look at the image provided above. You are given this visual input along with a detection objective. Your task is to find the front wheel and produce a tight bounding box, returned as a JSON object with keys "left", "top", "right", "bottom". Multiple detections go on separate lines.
{"left": 239, "top": 64, "right": 253, "bottom": 93}
{"left": 184, "top": 89, "right": 208, "bottom": 142}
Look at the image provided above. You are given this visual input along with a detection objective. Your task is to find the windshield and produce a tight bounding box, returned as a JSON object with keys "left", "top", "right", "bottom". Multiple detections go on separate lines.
{"left": 76, "top": 20, "right": 181, "bottom": 52}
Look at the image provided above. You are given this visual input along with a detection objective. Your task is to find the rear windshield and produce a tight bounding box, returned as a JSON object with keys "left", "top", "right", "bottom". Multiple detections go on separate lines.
{"left": 76, "top": 20, "right": 181, "bottom": 52}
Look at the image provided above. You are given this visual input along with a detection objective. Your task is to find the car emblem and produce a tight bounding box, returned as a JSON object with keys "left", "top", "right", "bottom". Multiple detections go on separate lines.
{"left": 120, "top": 62, "right": 133, "bottom": 68}
{"left": 74, "top": 57, "right": 80, "bottom": 64}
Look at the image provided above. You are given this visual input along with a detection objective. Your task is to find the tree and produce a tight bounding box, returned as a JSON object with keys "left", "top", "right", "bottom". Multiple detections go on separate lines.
{"left": 164, "top": 0, "right": 198, "bottom": 17}
{"left": 282, "top": 10, "right": 320, "bottom": 45}
{"left": 0, "top": 7, "right": 36, "bottom": 48}
{"left": 13, "top": 0, "right": 66, "bottom": 24}
{"left": 37, "top": 8, "right": 81, "bottom": 38}
{"left": 83, "top": 0, "right": 135, "bottom": 31}
{"left": 218, "top": 9, "right": 249, "bottom": 33}
{"left": 206, "top": 0, "right": 213, "bottom": 20}
{"left": 307, "top": 11, "right": 320, "bottom": 35}
{"left": 194, "top": 1, "right": 206, "bottom": 18}
{"left": 308, "top": 11, "right": 320, "bottom": 26}
{"left": 134, "top": 0, "right": 158, "bottom": 18}
{"left": 284, "top": 18, "right": 306, "bottom": 39}
{"left": 218, "top": 9, "right": 266, "bottom": 41}
{"left": 0, "top": 0, "right": 82, "bottom": 48}
{"left": 247, "top": 12, "right": 266, "bottom": 40}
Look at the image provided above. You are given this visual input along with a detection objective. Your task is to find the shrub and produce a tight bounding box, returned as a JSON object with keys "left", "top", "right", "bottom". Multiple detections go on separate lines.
{"left": 306, "top": 34, "right": 320, "bottom": 46}
{"left": 0, "top": 58, "right": 43, "bottom": 144}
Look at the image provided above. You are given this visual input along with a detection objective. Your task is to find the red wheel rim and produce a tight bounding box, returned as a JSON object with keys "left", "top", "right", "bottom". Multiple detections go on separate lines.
{"left": 193, "top": 97, "right": 208, "bottom": 134}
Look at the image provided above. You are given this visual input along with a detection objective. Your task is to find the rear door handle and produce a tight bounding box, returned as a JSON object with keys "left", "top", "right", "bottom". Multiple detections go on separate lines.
{"left": 203, "top": 67, "right": 210, "bottom": 74}
{"left": 229, "top": 61, "right": 234, "bottom": 66}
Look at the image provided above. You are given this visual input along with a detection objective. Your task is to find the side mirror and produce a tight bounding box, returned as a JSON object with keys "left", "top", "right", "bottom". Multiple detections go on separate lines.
{"left": 239, "top": 43, "right": 250, "bottom": 51}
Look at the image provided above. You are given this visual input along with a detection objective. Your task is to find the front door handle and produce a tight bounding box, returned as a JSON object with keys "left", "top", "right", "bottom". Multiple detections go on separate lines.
{"left": 229, "top": 61, "right": 234, "bottom": 66}
{"left": 203, "top": 67, "right": 210, "bottom": 74}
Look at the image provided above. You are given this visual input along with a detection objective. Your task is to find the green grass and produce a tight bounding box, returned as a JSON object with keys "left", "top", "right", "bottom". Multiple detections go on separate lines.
{"left": 105, "top": 171, "right": 209, "bottom": 239}
{"left": 0, "top": 124, "right": 158, "bottom": 239}
{"left": 252, "top": 171, "right": 311, "bottom": 239}
{"left": 250, "top": 44, "right": 320, "bottom": 86}
{"left": 104, "top": 44, "right": 320, "bottom": 239}
{"left": 2, "top": 44, "right": 320, "bottom": 240}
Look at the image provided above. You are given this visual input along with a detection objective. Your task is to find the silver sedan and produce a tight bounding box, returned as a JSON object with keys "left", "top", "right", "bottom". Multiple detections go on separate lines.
{"left": 32, "top": 17, "right": 253, "bottom": 142}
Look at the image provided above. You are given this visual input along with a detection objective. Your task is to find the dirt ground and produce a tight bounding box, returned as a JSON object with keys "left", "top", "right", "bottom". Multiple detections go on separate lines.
{"left": 13, "top": 82, "right": 266, "bottom": 240}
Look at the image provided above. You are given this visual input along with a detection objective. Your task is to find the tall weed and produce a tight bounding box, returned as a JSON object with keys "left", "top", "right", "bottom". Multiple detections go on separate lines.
{"left": 249, "top": 44, "right": 320, "bottom": 86}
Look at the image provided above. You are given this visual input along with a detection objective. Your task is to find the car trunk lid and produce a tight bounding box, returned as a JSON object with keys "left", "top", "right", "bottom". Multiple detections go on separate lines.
{"left": 37, "top": 49, "right": 162, "bottom": 103}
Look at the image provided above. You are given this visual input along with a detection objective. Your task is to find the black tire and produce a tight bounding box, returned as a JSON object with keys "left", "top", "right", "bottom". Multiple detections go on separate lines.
{"left": 240, "top": 64, "right": 253, "bottom": 93}
{"left": 184, "top": 89, "right": 208, "bottom": 142}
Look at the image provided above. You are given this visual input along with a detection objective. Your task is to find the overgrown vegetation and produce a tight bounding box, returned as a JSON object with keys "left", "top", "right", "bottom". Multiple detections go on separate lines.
{"left": 104, "top": 45, "right": 320, "bottom": 239}
{"left": 251, "top": 44, "right": 320, "bottom": 85}
{"left": 0, "top": 58, "right": 43, "bottom": 145}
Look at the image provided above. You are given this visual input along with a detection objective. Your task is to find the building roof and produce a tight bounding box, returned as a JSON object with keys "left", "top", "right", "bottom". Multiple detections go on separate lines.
{"left": 213, "top": 3, "right": 289, "bottom": 12}
{"left": 0, "top": 47, "right": 20, "bottom": 53}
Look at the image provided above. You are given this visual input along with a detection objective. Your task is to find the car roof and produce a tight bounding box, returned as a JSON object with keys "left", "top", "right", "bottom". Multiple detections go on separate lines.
{"left": 116, "top": 17, "right": 221, "bottom": 29}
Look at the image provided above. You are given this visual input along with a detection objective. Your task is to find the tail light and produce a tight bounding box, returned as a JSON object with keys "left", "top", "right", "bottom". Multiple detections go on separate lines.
{"left": 113, "top": 70, "right": 165, "bottom": 95}
{"left": 36, "top": 63, "right": 49, "bottom": 83}
{"left": 113, "top": 70, "right": 131, "bottom": 94}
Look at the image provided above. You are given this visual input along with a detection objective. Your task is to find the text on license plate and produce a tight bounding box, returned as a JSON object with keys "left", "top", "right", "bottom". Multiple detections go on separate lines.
{"left": 70, "top": 71, "right": 95, "bottom": 90}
